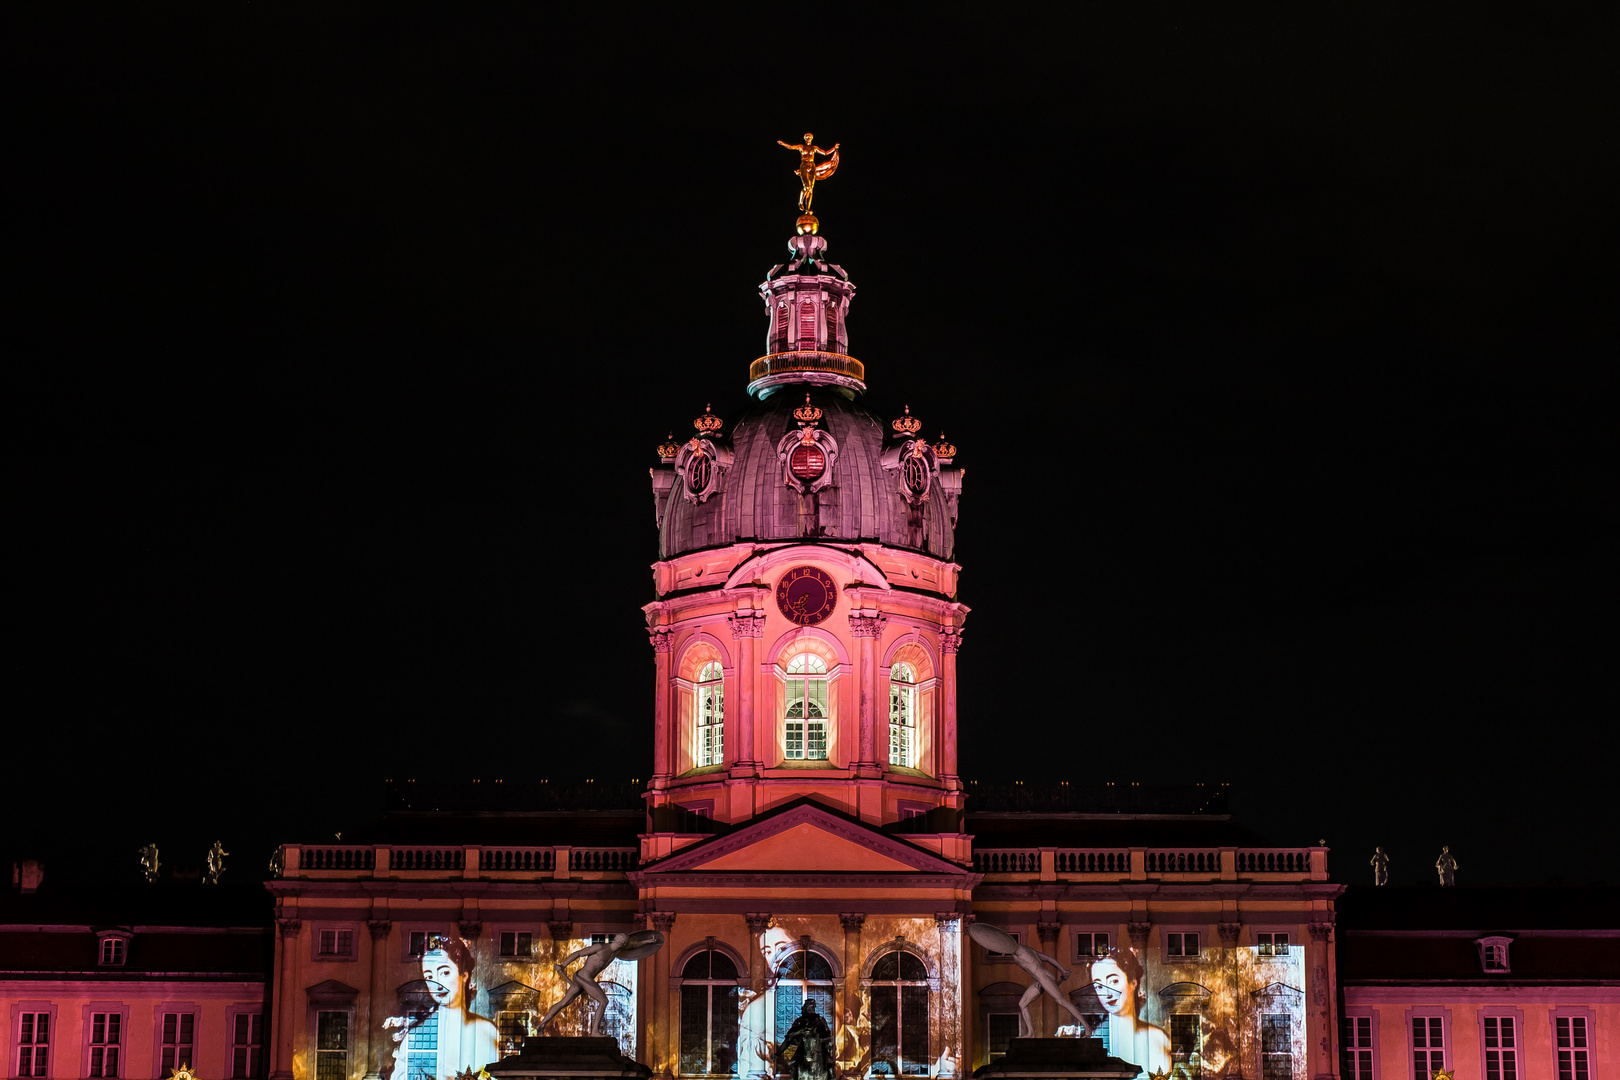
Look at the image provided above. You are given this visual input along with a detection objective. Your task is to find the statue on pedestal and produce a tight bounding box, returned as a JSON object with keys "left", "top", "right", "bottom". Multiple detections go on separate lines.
{"left": 138, "top": 843, "right": 161, "bottom": 884}
{"left": 1371, "top": 847, "right": 1390, "bottom": 886}
{"left": 204, "top": 841, "right": 229, "bottom": 885}
{"left": 1435, "top": 846, "right": 1458, "bottom": 887}
{"left": 538, "top": 930, "right": 665, "bottom": 1036}
{"left": 968, "top": 922, "right": 1093, "bottom": 1038}
{"left": 775, "top": 999, "right": 833, "bottom": 1080}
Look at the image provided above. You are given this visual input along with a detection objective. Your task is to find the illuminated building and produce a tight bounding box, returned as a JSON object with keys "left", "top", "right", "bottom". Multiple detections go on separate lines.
{"left": 258, "top": 211, "right": 1346, "bottom": 1080}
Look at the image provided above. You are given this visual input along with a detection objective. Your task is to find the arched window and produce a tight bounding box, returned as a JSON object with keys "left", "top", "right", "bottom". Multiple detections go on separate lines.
{"left": 888, "top": 662, "right": 916, "bottom": 768}
{"left": 696, "top": 661, "right": 724, "bottom": 768}
{"left": 783, "top": 653, "right": 829, "bottom": 760}
{"left": 798, "top": 300, "right": 817, "bottom": 349}
{"left": 678, "top": 950, "right": 739, "bottom": 1076}
{"left": 773, "top": 947, "right": 835, "bottom": 1042}
{"left": 869, "top": 951, "right": 930, "bottom": 1075}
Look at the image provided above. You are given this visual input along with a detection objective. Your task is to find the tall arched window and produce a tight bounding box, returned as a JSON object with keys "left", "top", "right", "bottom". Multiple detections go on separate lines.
{"left": 678, "top": 950, "right": 739, "bottom": 1076}
{"left": 869, "top": 951, "right": 930, "bottom": 1076}
{"left": 773, "top": 947, "right": 835, "bottom": 1042}
{"left": 696, "top": 661, "right": 724, "bottom": 768}
{"left": 783, "top": 653, "right": 829, "bottom": 760}
{"left": 888, "top": 662, "right": 916, "bottom": 768}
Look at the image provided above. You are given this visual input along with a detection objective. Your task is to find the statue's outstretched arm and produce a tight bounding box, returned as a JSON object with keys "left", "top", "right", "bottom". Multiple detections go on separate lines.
{"left": 778, "top": 141, "right": 801, "bottom": 151}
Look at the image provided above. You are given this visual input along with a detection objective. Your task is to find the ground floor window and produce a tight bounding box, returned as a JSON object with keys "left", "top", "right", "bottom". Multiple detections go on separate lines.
{"left": 1262, "top": 1015, "right": 1291, "bottom": 1080}
{"left": 869, "top": 951, "right": 929, "bottom": 1076}
{"left": 316, "top": 1011, "right": 349, "bottom": 1080}
{"left": 679, "top": 949, "right": 740, "bottom": 1075}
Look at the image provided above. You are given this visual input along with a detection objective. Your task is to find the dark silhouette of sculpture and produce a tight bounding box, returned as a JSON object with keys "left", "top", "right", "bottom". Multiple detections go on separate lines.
{"left": 1435, "top": 846, "right": 1458, "bottom": 887}
{"left": 775, "top": 999, "right": 833, "bottom": 1080}
{"left": 1371, "top": 847, "right": 1390, "bottom": 886}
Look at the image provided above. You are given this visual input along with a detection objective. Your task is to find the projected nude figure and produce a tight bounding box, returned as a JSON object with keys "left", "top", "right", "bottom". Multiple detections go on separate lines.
{"left": 967, "top": 923, "right": 1093, "bottom": 1038}
{"left": 1435, "top": 846, "right": 1458, "bottom": 887}
{"left": 1088, "top": 947, "right": 1171, "bottom": 1078}
{"left": 539, "top": 931, "right": 665, "bottom": 1036}
{"left": 384, "top": 935, "right": 499, "bottom": 1080}
{"left": 738, "top": 926, "right": 796, "bottom": 1079}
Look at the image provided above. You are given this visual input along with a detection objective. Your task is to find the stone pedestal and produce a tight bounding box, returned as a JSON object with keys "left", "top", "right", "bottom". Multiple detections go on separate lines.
{"left": 487, "top": 1037, "right": 651, "bottom": 1080}
{"left": 972, "top": 1038, "right": 1138, "bottom": 1080}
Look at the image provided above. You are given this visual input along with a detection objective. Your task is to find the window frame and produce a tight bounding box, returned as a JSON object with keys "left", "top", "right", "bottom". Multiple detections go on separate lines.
{"left": 313, "top": 1008, "right": 353, "bottom": 1080}
{"left": 1071, "top": 929, "right": 1112, "bottom": 963}
{"left": 498, "top": 930, "right": 535, "bottom": 960}
{"left": 888, "top": 662, "right": 917, "bottom": 769}
{"left": 313, "top": 924, "right": 358, "bottom": 962}
{"left": 1479, "top": 1008, "right": 1524, "bottom": 1080}
{"left": 1550, "top": 1007, "right": 1597, "bottom": 1080}
{"left": 781, "top": 652, "right": 831, "bottom": 762}
{"left": 1163, "top": 928, "right": 1205, "bottom": 963}
{"left": 97, "top": 931, "right": 132, "bottom": 967}
{"left": 1475, "top": 935, "right": 1513, "bottom": 974}
{"left": 225, "top": 1005, "right": 266, "bottom": 1080}
{"left": 676, "top": 946, "right": 743, "bottom": 1077}
{"left": 1340, "top": 1010, "right": 1379, "bottom": 1080}
{"left": 864, "top": 948, "right": 934, "bottom": 1077}
{"left": 1254, "top": 929, "right": 1294, "bottom": 958}
{"left": 152, "top": 1002, "right": 199, "bottom": 1078}
{"left": 695, "top": 660, "right": 726, "bottom": 769}
{"left": 10, "top": 1001, "right": 59, "bottom": 1080}
{"left": 401, "top": 926, "right": 442, "bottom": 963}
{"left": 82, "top": 1003, "right": 130, "bottom": 1080}
{"left": 1403, "top": 1007, "right": 1452, "bottom": 1080}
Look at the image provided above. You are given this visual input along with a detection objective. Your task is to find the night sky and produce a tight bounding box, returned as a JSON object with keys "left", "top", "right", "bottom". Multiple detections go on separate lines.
{"left": 9, "top": 7, "right": 1613, "bottom": 888}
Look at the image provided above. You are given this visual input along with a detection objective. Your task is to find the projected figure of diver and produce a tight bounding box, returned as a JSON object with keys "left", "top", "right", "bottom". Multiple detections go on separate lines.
{"left": 538, "top": 930, "right": 665, "bottom": 1036}
{"left": 1088, "top": 946, "right": 1171, "bottom": 1078}
{"left": 967, "top": 923, "right": 1094, "bottom": 1038}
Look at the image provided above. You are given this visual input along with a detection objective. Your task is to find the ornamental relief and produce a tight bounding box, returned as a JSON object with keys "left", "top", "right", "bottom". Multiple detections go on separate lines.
{"left": 776, "top": 426, "right": 839, "bottom": 494}
{"left": 881, "top": 437, "right": 939, "bottom": 507}
{"left": 674, "top": 437, "right": 732, "bottom": 505}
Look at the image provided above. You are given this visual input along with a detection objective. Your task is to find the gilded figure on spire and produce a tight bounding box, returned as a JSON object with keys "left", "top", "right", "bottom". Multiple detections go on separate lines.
{"left": 778, "top": 133, "right": 840, "bottom": 216}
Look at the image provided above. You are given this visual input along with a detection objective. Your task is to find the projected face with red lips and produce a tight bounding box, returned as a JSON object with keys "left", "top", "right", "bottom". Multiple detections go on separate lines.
{"left": 422, "top": 949, "right": 465, "bottom": 1009}
{"left": 1090, "top": 957, "right": 1132, "bottom": 1016}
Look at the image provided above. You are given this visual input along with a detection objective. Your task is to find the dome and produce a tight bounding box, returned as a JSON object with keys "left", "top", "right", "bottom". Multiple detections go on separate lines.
{"left": 657, "top": 391, "right": 959, "bottom": 560}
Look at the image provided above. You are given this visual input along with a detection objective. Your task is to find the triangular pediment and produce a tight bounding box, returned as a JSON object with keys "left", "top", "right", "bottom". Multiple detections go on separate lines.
{"left": 641, "top": 800, "right": 967, "bottom": 877}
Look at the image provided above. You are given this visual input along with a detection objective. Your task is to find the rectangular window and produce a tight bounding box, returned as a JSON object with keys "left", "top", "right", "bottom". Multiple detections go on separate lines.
{"left": 1340, "top": 1016, "right": 1374, "bottom": 1080}
{"left": 499, "top": 932, "right": 533, "bottom": 958}
{"left": 408, "top": 931, "right": 428, "bottom": 958}
{"left": 100, "top": 938, "right": 126, "bottom": 965}
{"left": 1483, "top": 1017, "right": 1517, "bottom": 1080}
{"left": 405, "top": 1010, "right": 437, "bottom": 1080}
{"left": 498, "top": 1012, "right": 528, "bottom": 1060}
{"left": 160, "top": 1013, "right": 195, "bottom": 1074}
{"left": 319, "top": 929, "right": 354, "bottom": 957}
{"left": 316, "top": 1011, "right": 349, "bottom": 1080}
{"left": 1166, "top": 932, "right": 1199, "bottom": 957}
{"left": 89, "top": 1012, "right": 122, "bottom": 1078}
{"left": 1262, "top": 1015, "right": 1292, "bottom": 1080}
{"left": 1555, "top": 1016, "right": 1589, "bottom": 1080}
{"left": 1074, "top": 932, "right": 1110, "bottom": 959}
{"left": 17, "top": 1012, "right": 50, "bottom": 1078}
{"left": 1257, "top": 932, "right": 1290, "bottom": 956}
{"left": 232, "top": 1013, "right": 264, "bottom": 1079}
{"left": 986, "top": 1014, "right": 1019, "bottom": 1061}
{"left": 1412, "top": 1017, "right": 1445, "bottom": 1080}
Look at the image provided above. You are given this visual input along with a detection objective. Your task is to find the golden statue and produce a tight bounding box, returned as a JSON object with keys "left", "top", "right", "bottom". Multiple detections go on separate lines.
{"left": 778, "top": 133, "right": 840, "bottom": 217}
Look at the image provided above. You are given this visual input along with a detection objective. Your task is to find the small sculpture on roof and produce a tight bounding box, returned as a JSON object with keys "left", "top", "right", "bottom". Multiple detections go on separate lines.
{"left": 138, "top": 842, "right": 161, "bottom": 884}
{"left": 1371, "top": 847, "right": 1390, "bottom": 886}
{"left": 204, "top": 841, "right": 229, "bottom": 885}
{"left": 1435, "top": 846, "right": 1458, "bottom": 887}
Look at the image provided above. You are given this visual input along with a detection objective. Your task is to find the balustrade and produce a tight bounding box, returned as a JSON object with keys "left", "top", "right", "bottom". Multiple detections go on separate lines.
{"left": 1054, "top": 849, "right": 1131, "bottom": 873}
{"left": 972, "top": 848, "right": 1040, "bottom": 873}
{"left": 1143, "top": 849, "right": 1221, "bottom": 874}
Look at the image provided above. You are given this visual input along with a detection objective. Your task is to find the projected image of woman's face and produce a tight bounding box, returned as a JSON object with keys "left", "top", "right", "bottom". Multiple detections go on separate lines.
{"left": 422, "top": 950, "right": 463, "bottom": 1009}
{"left": 1091, "top": 958, "right": 1130, "bottom": 1015}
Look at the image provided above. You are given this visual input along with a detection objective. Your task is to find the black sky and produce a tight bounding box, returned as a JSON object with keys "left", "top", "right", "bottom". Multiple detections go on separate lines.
{"left": 8, "top": 5, "right": 1614, "bottom": 887}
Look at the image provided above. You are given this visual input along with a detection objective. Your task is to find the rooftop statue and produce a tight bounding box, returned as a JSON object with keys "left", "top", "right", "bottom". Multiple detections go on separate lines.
{"left": 778, "top": 133, "right": 839, "bottom": 218}
{"left": 968, "top": 922, "right": 1094, "bottom": 1038}
{"left": 1371, "top": 847, "right": 1390, "bottom": 886}
{"left": 138, "top": 842, "right": 161, "bottom": 884}
{"left": 538, "top": 930, "right": 665, "bottom": 1036}
{"left": 1435, "top": 846, "right": 1458, "bottom": 887}
{"left": 204, "top": 840, "right": 229, "bottom": 885}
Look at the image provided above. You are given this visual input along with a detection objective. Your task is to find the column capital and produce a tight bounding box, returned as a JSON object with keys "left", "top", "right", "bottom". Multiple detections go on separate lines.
{"left": 933, "top": 913, "right": 962, "bottom": 930}
{"left": 940, "top": 627, "right": 965, "bottom": 654}
{"left": 839, "top": 913, "right": 867, "bottom": 933}
{"left": 650, "top": 911, "right": 678, "bottom": 933}
{"left": 1217, "top": 922, "right": 1242, "bottom": 946}
{"left": 728, "top": 612, "right": 766, "bottom": 639}
{"left": 458, "top": 921, "right": 483, "bottom": 941}
{"left": 1308, "top": 920, "right": 1335, "bottom": 942}
{"left": 648, "top": 627, "right": 675, "bottom": 653}
{"left": 1036, "top": 921, "right": 1061, "bottom": 945}
{"left": 368, "top": 920, "right": 392, "bottom": 941}
{"left": 548, "top": 921, "right": 574, "bottom": 941}
{"left": 277, "top": 918, "right": 302, "bottom": 937}
{"left": 1127, "top": 921, "right": 1151, "bottom": 947}
{"left": 848, "top": 613, "right": 888, "bottom": 639}
{"left": 744, "top": 912, "right": 773, "bottom": 935}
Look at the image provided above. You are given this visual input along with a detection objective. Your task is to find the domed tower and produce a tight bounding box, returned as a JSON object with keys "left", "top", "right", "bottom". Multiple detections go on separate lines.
{"left": 644, "top": 181, "right": 966, "bottom": 846}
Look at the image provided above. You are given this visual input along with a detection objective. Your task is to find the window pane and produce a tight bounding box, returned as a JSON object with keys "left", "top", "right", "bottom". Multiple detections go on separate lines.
{"left": 679, "top": 984, "right": 709, "bottom": 1074}
{"left": 900, "top": 986, "right": 928, "bottom": 1073}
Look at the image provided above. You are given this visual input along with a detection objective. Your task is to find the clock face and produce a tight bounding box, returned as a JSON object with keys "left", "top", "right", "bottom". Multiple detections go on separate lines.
{"left": 775, "top": 565, "right": 838, "bottom": 626}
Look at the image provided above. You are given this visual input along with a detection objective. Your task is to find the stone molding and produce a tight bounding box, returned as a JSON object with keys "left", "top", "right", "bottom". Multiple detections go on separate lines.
{"left": 367, "top": 920, "right": 392, "bottom": 941}
{"left": 744, "top": 913, "right": 773, "bottom": 935}
{"left": 458, "top": 921, "right": 483, "bottom": 941}
{"left": 933, "top": 913, "right": 961, "bottom": 930}
{"left": 727, "top": 612, "right": 766, "bottom": 639}
{"left": 839, "top": 913, "right": 867, "bottom": 933}
{"left": 548, "top": 921, "right": 573, "bottom": 941}
{"left": 648, "top": 628, "right": 675, "bottom": 653}
{"left": 1127, "top": 922, "right": 1152, "bottom": 947}
{"left": 277, "top": 919, "right": 302, "bottom": 936}
{"left": 1309, "top": 921, "right": 1335, "bottom": 942}
{"left": 651, "top": 912, "right": 678, "bottom": 933}
{"left": 1217, "top": 922, "right": 1242, "bottom": 946}
{"left": 1037, "top": 922, "right": 1061, "bottom": 945}
{"left": 848, "top": 613, "right": 888, "bottom": 639}
{"left": 939, "top": 627, "right": 965, "bottom": 654}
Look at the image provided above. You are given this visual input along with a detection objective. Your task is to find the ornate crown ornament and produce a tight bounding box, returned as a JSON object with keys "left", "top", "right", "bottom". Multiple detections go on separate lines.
{"left": 657, "top": 433, "right": 681, "bottom": 460}
{"left": 933, "top": 432, "right": 957, "bottom": 458}
{"left": 693, "top": 404, "right": 724, "bottom": 437}
{"left": 793, "top": 393, "right": 823, "bottom": 427}
{"left": 891, "top": 405, "right": 922, "bottom": 437}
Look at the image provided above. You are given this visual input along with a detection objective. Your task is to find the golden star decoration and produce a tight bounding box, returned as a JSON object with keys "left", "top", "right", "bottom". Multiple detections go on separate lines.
{"left": 1147, "top": 1071, "right": 1172, "bottom": 1080}
{"left": 1431, "top": 1071, "right": 1454, "bottom": 1080}
{"left": 168, "top": 1066, "right": 196, "bottom": 1080}
{"left": 450, "top": 1068, "right": 493, "bottom": 1080}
